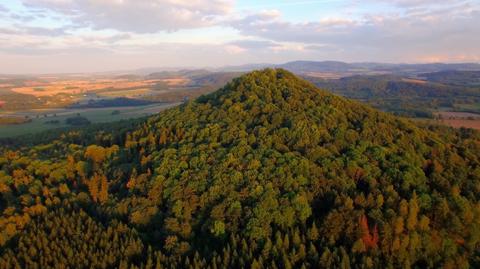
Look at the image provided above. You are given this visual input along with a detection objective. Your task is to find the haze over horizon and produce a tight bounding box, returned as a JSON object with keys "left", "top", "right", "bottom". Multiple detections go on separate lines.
{"left": 1, "top": 0, "right": 479, "bottom": 73}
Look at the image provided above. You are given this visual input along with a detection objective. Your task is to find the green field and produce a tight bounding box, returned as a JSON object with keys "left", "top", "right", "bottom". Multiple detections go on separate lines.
{"left": 0, "top": 103, "right": 178, "bottom": 138}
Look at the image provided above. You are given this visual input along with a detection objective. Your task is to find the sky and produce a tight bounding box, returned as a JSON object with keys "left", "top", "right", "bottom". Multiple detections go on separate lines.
{"left": 0, "top": 0, "right": 479, "bottom": 73}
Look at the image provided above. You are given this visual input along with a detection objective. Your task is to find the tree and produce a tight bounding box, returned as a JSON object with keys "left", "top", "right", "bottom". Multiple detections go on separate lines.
{"left": 88, "top": 174, "right": 100, "bottom": 202}
{"left": 98, "top": 174, "right": 108, "bottom": 204}
{"left": 407, "top": 193, "right": 419, "bottom": 231}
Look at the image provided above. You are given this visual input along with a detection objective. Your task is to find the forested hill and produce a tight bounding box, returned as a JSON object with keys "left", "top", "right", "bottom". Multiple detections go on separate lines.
{"left": 1, "top": 69, "right": 480, "bottom": 268}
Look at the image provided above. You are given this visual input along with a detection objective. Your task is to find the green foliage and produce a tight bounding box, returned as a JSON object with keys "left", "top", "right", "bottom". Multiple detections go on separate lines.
{"left": 65, "top": 115, "right": 91, "bottom": 126}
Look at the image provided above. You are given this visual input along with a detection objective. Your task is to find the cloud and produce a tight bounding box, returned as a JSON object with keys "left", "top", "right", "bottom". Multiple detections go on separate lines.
{"left": 0, "top": 45, "right": 112, "bottom": 56}
{"left": 0, "top": 4, "right": 7, "bottom": 13}
{"left": 231, "top": 13, "right": 357, "bottom": 44}
{"left": 227, "top": 40, "right": 279, "bottom": 50}
{"left": 230, "top": 2, "right": 480, "bottom": 62}
{"left": 9, "top": 13, "right": 36, "bottom": 22}
{"left": 0, "top": 25, "right": 67, "bottom": 37}
{"left": 376, "top": 0, "right": 464, "bottom": 8}
{"left": 22, "top": 26, "right": 67, "bottom": 36}
{"left": 223, "top": 39, "right": 280, "bottom": 54}
{"left": 21, "top": 0, "right": 234, "bottom": 33}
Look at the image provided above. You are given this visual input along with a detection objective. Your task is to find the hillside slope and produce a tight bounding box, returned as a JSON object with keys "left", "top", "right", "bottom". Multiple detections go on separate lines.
{"left": 1, "top": 69, "right": 480, "bottom": 268}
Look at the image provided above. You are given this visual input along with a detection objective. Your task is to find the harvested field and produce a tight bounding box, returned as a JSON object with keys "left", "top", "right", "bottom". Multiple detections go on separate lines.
{"left": 10, "top": 79, "right": 164, "bottom": 97}
{"left": 402, "top": 78, "right": 427, "bottom": 84}
{"left": 434, "top": 111, "right": 480, "bottom": 130}
{"left": 440, "top": 119, "right": 480, "bottom": 130}
{"left": 159, "top": 77, "right": 190, "bottom": 86}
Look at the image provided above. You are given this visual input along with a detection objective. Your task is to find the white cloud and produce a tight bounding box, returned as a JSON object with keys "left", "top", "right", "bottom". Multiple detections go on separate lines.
{"left": 227, "top": 40, "right": 279, "bottom": 50}
{"left": 377, "top": 0, "right": 463, "bottom": 8}
{"left": 21, "top": 0, "right": 235, "bottom": 33}
{"left": 0, "top": 4, "right": 8, "bottom": 13}
{"left": 224, "top": 44, "right": 246, "bottom": 54}
{"left": 230, "top": 1, "right": 480, "bottom": 62}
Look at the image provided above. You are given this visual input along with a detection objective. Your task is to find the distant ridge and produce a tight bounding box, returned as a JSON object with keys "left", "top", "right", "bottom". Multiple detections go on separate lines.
{"left": 4, "top": 61, "right": 480, "bottom": 76}
{"left": 221, "top": 60, "right": 480, "bottom": 74}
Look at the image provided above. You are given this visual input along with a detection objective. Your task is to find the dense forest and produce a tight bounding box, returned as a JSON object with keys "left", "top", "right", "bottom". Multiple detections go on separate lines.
{"left": 1, "top": 69, "right": 480, "bottom": 268}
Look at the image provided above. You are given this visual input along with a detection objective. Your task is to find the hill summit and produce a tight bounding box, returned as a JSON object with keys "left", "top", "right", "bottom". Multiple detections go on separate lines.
{"left": 1, "top": 69, "right": 480, "bottom": 268}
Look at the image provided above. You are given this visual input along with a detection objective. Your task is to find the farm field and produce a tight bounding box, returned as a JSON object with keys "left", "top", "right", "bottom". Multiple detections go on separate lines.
{"left": 439, "top": 119, "right": 480, "bottom": 130}
{"left": 9, "top": 78, "right": 167, "bottom": 97}
{"left": 434, "top": 111, "right": 480, "bottom": 130}
{"left": 0, "top": 103, "right": 178, "bottom": 138}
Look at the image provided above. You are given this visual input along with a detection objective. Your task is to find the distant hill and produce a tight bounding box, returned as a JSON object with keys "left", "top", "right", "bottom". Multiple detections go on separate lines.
{"left": 114, "top": 74, "right": 143, "bottom": 80}
{"left": 146, "top": 69, "right": 211, "bottom": 80}
{"left": 381, "top": 63, "right": 480, "bottom": 74}
{"left": 68, "top": 97, "right": 158, "bottom": 109}
{"left": 221, "top": 61, "right": 480, "bottom": 75}
{"left": 421, "top": 70, "right": 480, "bottom": 86}
{"left": 188, "top": 72, "right": 242, "bottom": 87}
{"left": 304, "top": 73, "right": 480, "bottom": 117}
{"left": 279, "top": 60, "right": 353, "bottom": 72}
{"left": 1, "top": 69, "right": 480, "bottom": 268}
{"left": 215, "top": 63, "right": 272, "bottom": 72}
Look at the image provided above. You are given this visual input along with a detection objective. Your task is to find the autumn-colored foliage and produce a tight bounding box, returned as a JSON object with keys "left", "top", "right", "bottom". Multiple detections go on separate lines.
{"left": 360, "top": 215, "right": 378, "bottom": 249}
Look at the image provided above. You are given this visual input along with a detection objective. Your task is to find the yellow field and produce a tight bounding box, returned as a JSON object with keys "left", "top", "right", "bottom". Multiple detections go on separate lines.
{"left": 401, "top": 78, "right": 427, "bottom": 84}
{"left": 304, "top": 72, "right": 345, "bottom": 79}
{"left": 98, "top": 88, "right": 158, "bottom": 98}
{"left": 159, "top": 78, "right": 190, "bottom": 86}
{"left": 10, "top": 79, "right": 166, "bottom": 97}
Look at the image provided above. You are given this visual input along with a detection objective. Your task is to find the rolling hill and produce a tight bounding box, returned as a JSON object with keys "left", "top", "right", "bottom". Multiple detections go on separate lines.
{"left": 0, "top": 69, "right": 479, "bottom": 268}
{"left": 221, "top": 61, "right": 480, "bottom": 75}
{"left": 304, "top": 74, "right": 480, "bottom": 117}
